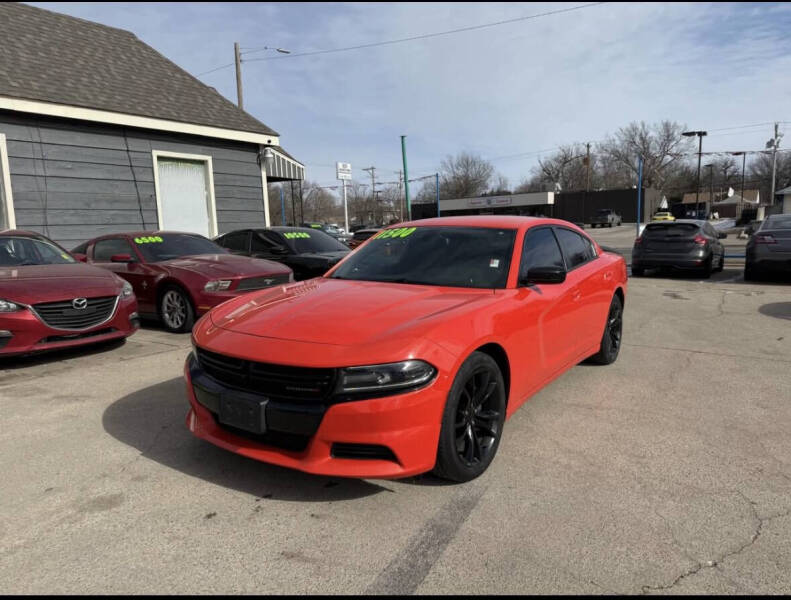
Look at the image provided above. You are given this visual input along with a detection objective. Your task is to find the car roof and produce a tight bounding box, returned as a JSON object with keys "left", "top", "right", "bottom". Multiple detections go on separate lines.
{"left": 0, "top": 228, "right": 52, "bottom": 239}
{"left": 88, "top": 230, "right": 208, "bottom": 240}
{"left": 395, "top": 215, "right": 577, "bottom": 230}
{"left": 265, "top": 226, "right": 327, "bottom": 234}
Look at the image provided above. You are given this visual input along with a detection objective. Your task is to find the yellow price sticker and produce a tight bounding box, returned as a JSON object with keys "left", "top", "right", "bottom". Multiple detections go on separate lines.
{"left": 374, "top": 227, "right": 417, "bottom": 240}
{"left": 134, "top": 236, "right": 164, "bottom": 244}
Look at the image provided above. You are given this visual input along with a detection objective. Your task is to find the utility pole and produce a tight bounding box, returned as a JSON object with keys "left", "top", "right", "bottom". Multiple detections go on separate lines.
{"left": 585, "top": 142, "right": 591, "bottom": 192}
{"left": 234, "top": 42, "right": 244, "bottom": 109}
{"left": 362, "top": 167, "right": 376, "bottom": 225}
{"left": 682, "top": 130, "right": 707, "bottom": 218}
{"left": 768, "top": 122, "right": 783, "bottom": 206}
{"left": 401, "top": 136, "right": 411, "bottom": 220}
{"left": 397, "top": 170, "right": 403, "bottom": 221}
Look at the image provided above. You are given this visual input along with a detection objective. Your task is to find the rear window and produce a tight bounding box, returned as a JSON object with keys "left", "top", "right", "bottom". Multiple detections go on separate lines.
{"left": 644, "top": 223, "right": 699, "bottom": 237}
{"left": 762, "top": 216, "right": 791, "bottom": 230}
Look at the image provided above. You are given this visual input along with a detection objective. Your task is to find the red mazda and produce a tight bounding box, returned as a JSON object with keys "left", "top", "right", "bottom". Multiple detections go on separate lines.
{"left": 0, "top": 230, "right": 139, "bottom": 357}
{"left": 74, "top": 232, "right": 293, "bottom": 333}
{"left": 185, "top": 217, "right": 627, "bottom": 481}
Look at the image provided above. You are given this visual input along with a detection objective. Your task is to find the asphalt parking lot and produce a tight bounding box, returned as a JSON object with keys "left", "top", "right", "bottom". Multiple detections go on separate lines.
{"left": 2, "top": 262, "right": 790, "bottom": 593}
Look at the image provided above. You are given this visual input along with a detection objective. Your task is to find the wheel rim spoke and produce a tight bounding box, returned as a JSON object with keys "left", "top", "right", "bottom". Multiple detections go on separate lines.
{"left": 454, "top": 366, "right": 501, "bottom": 467}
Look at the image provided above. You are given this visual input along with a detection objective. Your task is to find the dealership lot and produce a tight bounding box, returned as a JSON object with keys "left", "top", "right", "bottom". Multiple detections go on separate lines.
{"left": 1, "top": 267, "right": 789, "bottom": 594}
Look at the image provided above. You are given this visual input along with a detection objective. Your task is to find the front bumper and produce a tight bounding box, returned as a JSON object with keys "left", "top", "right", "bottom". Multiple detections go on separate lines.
{"left": 0, "top": 296, "right": 139, "bottom": 357}
{"left": 184, "top": 353, "right": 447, "bottom": 479}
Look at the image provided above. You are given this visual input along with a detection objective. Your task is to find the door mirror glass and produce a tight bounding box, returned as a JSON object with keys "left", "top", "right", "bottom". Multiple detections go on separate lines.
{"left": 72, "top": 252, "right": 88, "bottom": 263}
{"left": 522, "top": 266, "right": 566, "bottom": 285}
{"left": 110, "top": 253, "right": 134, "bottom": 263}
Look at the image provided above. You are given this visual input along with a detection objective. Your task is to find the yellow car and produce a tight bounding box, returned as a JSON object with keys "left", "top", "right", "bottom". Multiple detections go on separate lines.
{"left": 652, "top": 212, "right": 675, "bottom": 221}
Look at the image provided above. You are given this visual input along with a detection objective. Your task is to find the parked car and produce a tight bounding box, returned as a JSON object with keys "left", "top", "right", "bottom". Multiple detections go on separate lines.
{"left": 347, "top": 228, "right": 381, "bottom": 249}
{"left": 185, "top": 216, "right": 627, "bottom": 482}
{"left": 631, "top": 220, "right": 726, "bottom": 278}
{"left": 215, "top": 227, "right": 350, "bottom": 281}
{"left": 589, "top": 208, "right": 622, "bottom": 228}
{"left": 301, "top": 222, "right": 352, "bottom": 245}
{"left": 652, "top": 212, "right": 675, "bottom": 221}
{"left": 72, "top": 231, "right": 293, "bottom": 333}
{"left": 745, "top": 214, "right": 791, "bottom": 281}
{"left": 0, "top": 230, "right": 139, "bottom": 356}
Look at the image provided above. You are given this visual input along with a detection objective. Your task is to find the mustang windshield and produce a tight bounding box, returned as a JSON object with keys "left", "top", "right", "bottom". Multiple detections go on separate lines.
{"left": 331, "top": 226, "right": 516, "bottom": 289}
{"left": 133, "top": 234, "right": 227, "bottom": 262}
{"left": 0, "top": 236, "right": 75, "bottom": 266}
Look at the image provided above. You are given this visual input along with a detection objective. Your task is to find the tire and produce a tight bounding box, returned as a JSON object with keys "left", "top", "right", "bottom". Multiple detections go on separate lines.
{"left": 744, "top": 264, "right": 760, "bottom": 281}
{"left": 588, "top": 294, "right": 623, "bottom": 365}
{"left": 608, "top": 222, "right": 613, "bottom": 228}
{"left": 433, "top": 352, "right": 507, "bottom": 482}
{"left": 701, "top": 255, "right": 713, "bottom": 279}
{"left": 158, "top": 285, "right": 195, "bottom": 333}
{"left": 631, "top": 267, "right": 644, "bottom": 277}
{"left": 714, "top": 253, "right": 725, "bottom": 273}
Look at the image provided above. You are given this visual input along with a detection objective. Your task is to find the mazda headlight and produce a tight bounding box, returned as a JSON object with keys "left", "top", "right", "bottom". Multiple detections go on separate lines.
{"left": 339, "top": 360, "right": 436, "bottom": 394}
{"left": 121, "top": 280, "right": 134, "bottom": 298}
{"left": 204, "top": 280, "right": 232, "bottom": 292}
{"left": 0, "top": 299, "right": 21, "bottom": 313}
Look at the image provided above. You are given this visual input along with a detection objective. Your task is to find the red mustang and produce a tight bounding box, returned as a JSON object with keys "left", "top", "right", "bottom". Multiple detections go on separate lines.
{"left": 74, "top": 232, "right": 293, "bottom": 333}
{"left": 185, "top": 217, "right": 627, "bottom": 481}
{"left": 0, "top": 230, "right": 139, "bottom": 357}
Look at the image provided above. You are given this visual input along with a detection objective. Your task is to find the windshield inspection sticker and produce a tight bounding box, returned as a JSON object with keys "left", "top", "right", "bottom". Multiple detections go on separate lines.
{"left": 374, "top": 227, "right": 417, "bottom": 240}
{"left": 489, "top": 259, "right": 500, "bottom": 268}
{"left": 134, "top": 236, "right": 163, "bottom": 244}
{"left": 284, "top": 232, "right": 310, "bottom": 239}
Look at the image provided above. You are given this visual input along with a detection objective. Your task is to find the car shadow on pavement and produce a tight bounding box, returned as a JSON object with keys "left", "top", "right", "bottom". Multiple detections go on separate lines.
{"left": 758, "top": 302, "right": 791, "bottom": 321}
{"left": 102, "top": 377, "right": 393, "bottom": 502}
{"left": 0, "top": 338, "right": 126, "bottom": 370}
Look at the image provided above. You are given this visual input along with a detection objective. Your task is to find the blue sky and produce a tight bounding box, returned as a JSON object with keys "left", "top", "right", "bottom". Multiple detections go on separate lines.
{"left": 32, "top": 2, "right": 791, "bottom": 194}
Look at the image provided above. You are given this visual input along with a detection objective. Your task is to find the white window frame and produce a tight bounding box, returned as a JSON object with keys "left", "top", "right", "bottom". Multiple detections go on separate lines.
{"left": 0, "top": 133, "right": 16, "bottom": 229}
{"left": 151, "top": 150, "right": 218, "bottom": 238}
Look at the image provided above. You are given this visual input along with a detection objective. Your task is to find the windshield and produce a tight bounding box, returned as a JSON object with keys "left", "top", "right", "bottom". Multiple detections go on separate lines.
{"left": 281, "top": 229, "right": 349, "bottom": 254}
{"left": 0, "top": 236, "right": 75, "bottom": 266}
{"left": 762, "top": 215, "right": 791, "bottom": 230}
{"left": 133, "top": 234, "right": 227, "bottom": 262}
{"left": 331, "top": 226, "right": 516, "bottom": 289}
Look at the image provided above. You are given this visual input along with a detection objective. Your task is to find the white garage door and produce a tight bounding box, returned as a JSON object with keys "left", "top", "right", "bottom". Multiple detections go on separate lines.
{"left": 156, "top": 158, "right": 214, "bottom": 237}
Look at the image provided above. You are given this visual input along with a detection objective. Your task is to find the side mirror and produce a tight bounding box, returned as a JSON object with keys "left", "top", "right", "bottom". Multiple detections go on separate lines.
{"left": 521, "top": 266, "right": 566, "bottom": 286}
{"left": 718, "top": 232, "right": 727, "bottom": 239}
{"left": 72, "top": 252, "right": 88, "bottom": 263}
{"left": 271, "top": 246, "right": 289, "bottom": 255}
{"left": 110, "top": 253, "right": 135, "bottom": 263}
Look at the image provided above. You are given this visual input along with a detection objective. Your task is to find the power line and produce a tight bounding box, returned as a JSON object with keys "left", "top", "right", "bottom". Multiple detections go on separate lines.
{"left": 196, "top": 2, "right": 607, "bottom": 77}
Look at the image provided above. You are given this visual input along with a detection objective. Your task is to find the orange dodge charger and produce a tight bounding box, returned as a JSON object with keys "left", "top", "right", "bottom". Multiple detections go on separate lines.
{"left": 185, "top": 216, "right": 627, "bottom": 482}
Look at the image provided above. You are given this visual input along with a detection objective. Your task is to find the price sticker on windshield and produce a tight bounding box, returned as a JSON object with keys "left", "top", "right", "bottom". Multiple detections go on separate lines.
{"left": 374, "top": 227, "right": 417, "bottom": 240}
{"left": 284, "top": 232, "right": 310, "bottom": 239}
{"left": 134, "top": 236, "right": 163, "bottom": 244}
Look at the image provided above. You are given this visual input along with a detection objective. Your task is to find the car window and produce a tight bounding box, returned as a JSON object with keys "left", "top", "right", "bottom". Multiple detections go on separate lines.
{"left": 72, "top": 241, "right": 89, "bottom": 254}
{"left": 764, "top": 215, "right": 791, "bottom": 230}
{"left": 253, "top": 231, "right": 287, "bottom": 252}
{"left": 281, "top": 229, "right": 349, "bottom": 254}
{"left": 0, "top": 236, "right": 75, "bottom": 266}
{"left": 93, "top": 238, "right": 134, "bottom": 262}
{"left": 554, "top": 228, "right": 595, "bottom": 269}
{"left": 221, "top": 231, "right": 250, "bottom": 253}
{"left": 519, "top": 227, "right": 564, "bottom": 280}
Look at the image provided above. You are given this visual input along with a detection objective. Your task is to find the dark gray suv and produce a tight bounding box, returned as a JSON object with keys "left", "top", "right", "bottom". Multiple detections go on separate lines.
{"left": 631, "top": 220, "right": 726, "bottom": 278}
{"left": 745, "top": 214, "right": 791, "bottom": 281}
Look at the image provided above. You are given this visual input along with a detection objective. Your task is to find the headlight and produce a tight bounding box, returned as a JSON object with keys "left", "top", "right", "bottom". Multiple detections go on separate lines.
{"left": 121, "top": 280, "right": 134, "bottom": 298}
{"left": 204, "top": 280, "right": 232, "bottom": 292}
{"left": 0, "top": 299, "right": 21, "bottom": 313}
{"left": 339, "top": 360, "right": 436, "bottom": 394}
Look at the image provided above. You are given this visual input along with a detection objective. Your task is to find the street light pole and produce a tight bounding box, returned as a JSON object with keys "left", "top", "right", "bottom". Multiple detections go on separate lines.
{"left": 683, "top": 130, "right": 707, "bottom": 218}
{"left": 234, "top": 42, "right": 243, "bottom": 109}
{"left": 705, "top": 163, "right": 713, "bottom": 216}
{"left": 732, "top": 152, "right": 746, "bottom": 203}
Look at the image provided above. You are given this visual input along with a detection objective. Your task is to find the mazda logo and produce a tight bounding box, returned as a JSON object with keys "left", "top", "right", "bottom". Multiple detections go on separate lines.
{"left": 72, "top": 298, "right": 88, "bottom": 310}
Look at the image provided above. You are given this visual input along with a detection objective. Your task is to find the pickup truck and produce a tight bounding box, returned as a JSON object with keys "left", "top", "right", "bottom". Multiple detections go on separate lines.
{"left": 589, "top": 208, "right": 622, "bottom": 228}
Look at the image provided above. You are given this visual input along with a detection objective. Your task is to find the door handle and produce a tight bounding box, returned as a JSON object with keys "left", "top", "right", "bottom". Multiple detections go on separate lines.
{"left": 571, "top": 288, "right": 582, "bottom": 301}
{"left": 603, "top": 271, "right": 612, "bottom": 281}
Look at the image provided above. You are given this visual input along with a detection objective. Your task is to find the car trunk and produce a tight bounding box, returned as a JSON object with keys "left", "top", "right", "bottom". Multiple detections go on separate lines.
{"left": 642, "top": 223, "right": 700, "bottom": 254}
{"left": 760, "top": 229, "right": 791, "bottom": 253}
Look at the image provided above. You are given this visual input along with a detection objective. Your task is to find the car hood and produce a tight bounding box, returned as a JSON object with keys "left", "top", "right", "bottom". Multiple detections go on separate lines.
{"left": 162, "top": 254, "right": 292, "bottom": 278}
{"left": 209, "top": 277, "right": 494, "bottom": 346}
{"left": 0, "top": 263, "right": 123, "bottom": 304}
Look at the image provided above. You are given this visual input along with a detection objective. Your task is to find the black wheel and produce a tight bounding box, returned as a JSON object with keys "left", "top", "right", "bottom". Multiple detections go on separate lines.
{"left": 608, "top": 222, "right": 613, "bottom": 228}
{"left": 434, "top": 352, "right": 506, "bottom": 482}
{"left": 158, "top": 285, "right": 195, "bottom": 333}
{"left": 714, "top": 253, "right": 725, "bottom": 273}
{"left": 744, "top": 264, "right": 761, "bottom": 281}
{"left": 701, "top": 255, "right": 713, "bottom": 279}
{"left": 588, "top": 294, "right": 623, "bottom": 365}
{"left": 631, "top": 267, "right": 644, "bottom": 277}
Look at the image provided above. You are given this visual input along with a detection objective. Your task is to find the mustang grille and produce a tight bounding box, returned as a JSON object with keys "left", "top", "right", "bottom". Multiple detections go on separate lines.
{"left": 237, "top": 274, "right": 291, "bottom": 291}
{"left": 195, "top": 347, "right": 336, "bottom": 402}
{"left": 32, "top": 296, "right": 118, "bottom": 330}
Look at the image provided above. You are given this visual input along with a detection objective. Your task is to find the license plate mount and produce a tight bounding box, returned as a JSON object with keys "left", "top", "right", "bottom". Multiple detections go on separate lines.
{"left": 218, "top": 392, "right": 268, "bottom": 434}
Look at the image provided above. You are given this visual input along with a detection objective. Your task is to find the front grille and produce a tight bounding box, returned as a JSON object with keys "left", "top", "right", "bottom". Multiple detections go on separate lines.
{"left": 33, "top": 296, "right": 118, "bottom": 330}
{"left": 42, "top": 327, "right": 116, "bottom": 343}
{"left": 237, "top": 274, "right": 291, "bottom": 291}
{"left": 196, "top": 348, "right": 337, "bottom": 402}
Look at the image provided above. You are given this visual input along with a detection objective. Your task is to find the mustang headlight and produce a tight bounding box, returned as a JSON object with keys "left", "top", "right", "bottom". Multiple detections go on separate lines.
{"left": 339, "top": 360, "right": 436, "bottom": 394}
{"left": 121, "top": 280, "right": 134, "bottom": 298}
{"left": 204, "top": 280, "right": 232, "bottom": 292}
{"left": 0, "top": 299, "right": 21, "bottom": 313}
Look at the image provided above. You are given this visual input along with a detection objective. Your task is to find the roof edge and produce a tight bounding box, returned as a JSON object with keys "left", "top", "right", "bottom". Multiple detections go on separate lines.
{"left": 0, "top": 95, "right": 281, "bottom": 146}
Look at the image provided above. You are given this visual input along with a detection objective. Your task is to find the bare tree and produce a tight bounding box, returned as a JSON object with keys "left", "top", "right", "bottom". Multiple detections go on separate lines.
{"left": 533, "top": 144, "right": 589, "bottom": 192}
{"left": 597, "top": 121, "right": 694, "bottom": 192}
{"left": 438, "top": 152, "right": 495, "bottom": 199}
{"left": 749, "top": 151, "right": 791, "bottom": 204}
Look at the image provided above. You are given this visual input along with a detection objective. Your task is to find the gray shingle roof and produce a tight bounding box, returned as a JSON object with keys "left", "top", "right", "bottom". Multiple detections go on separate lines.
{"left": 0, "top": 2, "right": 279, "bottom": 137}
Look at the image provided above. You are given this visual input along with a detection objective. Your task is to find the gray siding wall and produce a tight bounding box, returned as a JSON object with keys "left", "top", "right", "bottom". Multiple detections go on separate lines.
{"left": 0, "top": 111, "right": 267, "bottom": 249}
